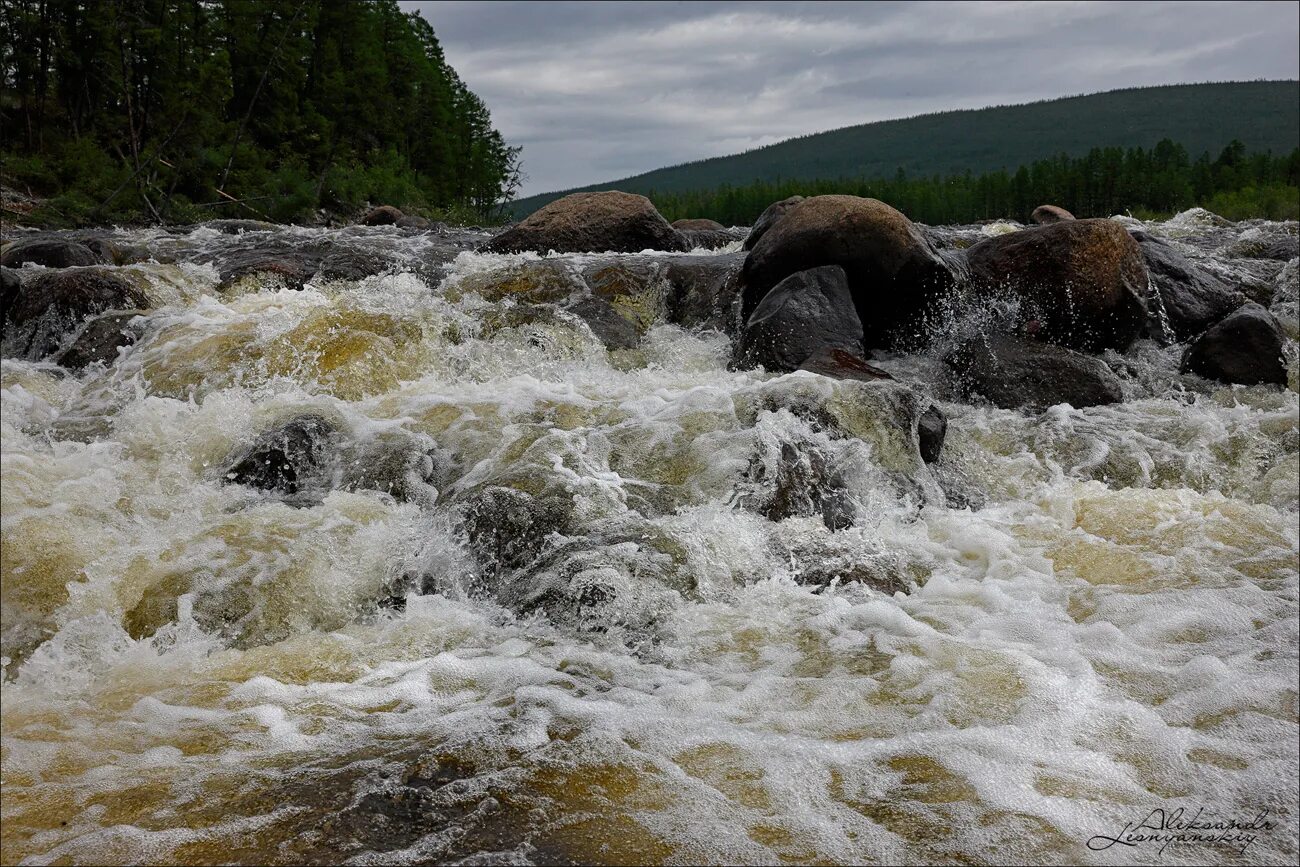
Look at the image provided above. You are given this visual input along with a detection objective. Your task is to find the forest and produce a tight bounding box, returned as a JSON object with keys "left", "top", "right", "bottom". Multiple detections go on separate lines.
{"left": 650, "top": 140, "right": 1300, "bottom": 226}
{"left": 0, "top": 0, "right": 521, "bottom": 225}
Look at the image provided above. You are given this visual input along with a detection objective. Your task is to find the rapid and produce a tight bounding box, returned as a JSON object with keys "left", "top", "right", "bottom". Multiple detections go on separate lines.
{"left": 2, "top": 210, "right": 1297, "bottom": 865}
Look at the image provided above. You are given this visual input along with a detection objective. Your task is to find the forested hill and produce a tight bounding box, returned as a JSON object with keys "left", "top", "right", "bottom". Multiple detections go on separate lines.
{"left": 510, "top": 81, "right": 1299, "bottom": 217}
{"left": 0, "top": 0, "right": 520, "bottom": 225}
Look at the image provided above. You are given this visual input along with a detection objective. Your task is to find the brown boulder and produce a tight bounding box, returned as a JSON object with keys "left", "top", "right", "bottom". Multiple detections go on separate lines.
{"left": 2, "top": 268, "right": 149, "bottom": 359}
{"left": 1030, "top": 205, "right": 1075, "bottom": 225}
{"left": 672, "top": 218, "right": 725, "bottom": 232}
{"left": 743, "top": 195, "right": 804, "bottom": 251}
{"left": 1, "top": 237, "right": 107, "bottom": 268}
{"left": 483, "top": 191, "right": 686, "bottom": 254}
{"left": 964, "top": 218, "right": 1149, "bottom": 353}
{"left": 361, "top": 205, "right": 404, "bottom": 226}
{"left": 741, "top": 195, "right": 964, "bottom": 348}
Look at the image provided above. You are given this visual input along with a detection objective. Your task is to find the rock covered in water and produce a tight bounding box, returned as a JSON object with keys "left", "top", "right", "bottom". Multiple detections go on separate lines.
{"left": 740, "top": 435, "right": 856, "bottom": 530}
{"left": 741, "top": 195, "right": 965, "bottom": 349}
{"left": 566, "top": 294, "right": 641, "bottom": 350}
{"left": 1030, "top": 205, "right": 1075, "bottom": 225}
{"left": 917, "top": 405, "right": 947, "bottom": 464}
{"left": 2, "top": 267, "right": 149, "bottom": 359}
{"left": 460, "top": 485, "right": 574, "bottom": 573}
{"left": 738, "top": 265, "right": 865, "bottom": 372}
{"left": 222, "top": 415, "right": 341, "bottom": 496}
{"left": 743, "top": 195, "right": 804, "bottom": 251}
{"left": 672, "top": 218, "right": 739, "bottom": 250}
{"left": 944, "top": 333, "right": 1125, "bottom": 411}
{"left": 54, "top": 309, "right": 147, "bottom": 370}
{"left": 361, "top": 205, "right": 404, "bottom": 226}
{"left": 1130, "top": 229, "right": 1246, "bottom": 341}
{"left": 1, "top": 236, "right": 107, "bottom": 268}
{"left": 796, "top": 347, "right": 893, "bottom": 383}
{"left": 1181, "top": 302, "right": 1287, "bottom": 385}
{"left": 964, "top": 218, "right": 1149, "bottom": 353}
{"left": 482, "top": 191, "right": 686, "bottom": 254}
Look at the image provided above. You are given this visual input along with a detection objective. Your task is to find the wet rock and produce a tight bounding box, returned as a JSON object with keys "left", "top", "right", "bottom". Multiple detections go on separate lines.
{"left": 1131, "top": 230, "right": 1246, "bottom": 341}
{"left": 460, "top": 486, "right": 574, "bottom": 573}
{"left": 741, "top": 436, "right": 855, "bottom": 530}
{"left": 317, "top": 245, "right": 396, "bottom": 281}
{"left": 1224, "top": 234, "right": 1300, "bottom": 262}
{"left": 340, "top": 431, "right": 439, "bottom": 505}
{"left": 790, "top": 553, "right": 911, "bottom": 595}
{"left": 1, "top": 266, "right": 19, "bottom": 315}
{"left": 395, "top": 215, "right": 436, "bottom": 231}
{"left": 1, "top": 236, "right": 106, "bottom": 268}
{"left": 222, "top": 414, "right": 340, "bottom": 496}
{"left": 361, "top": 205, "right": 404, "bottom": 226}
{"left": 917, "top": 405, "right": 947, "bottom": 464}
{"left": 566, "top": 295, "right": 640, "bottom": 350}
{"left": 196, "top": 219, "right": 279, "bottom": 234}
{"left": 741, "top": 195, "right": 966, "bottom": 349}
{"left": 797, "top": 347, "right": 893, "bottom": 382}
{"left": 673, "top": 218, "right": 739, "bottom": 250}
{"left": 743, "top": 195, "right": 803, "bottom": 251}
{"left": 212, "top": 240, "right": 328, "bottom": 291}
{"left": 964, "top": 218, "right": 1149, "bottom": 353}
{"left": 2, "top": 268, "right": 149, "bottom": 359}
{"left": 1030, "top": 205, "right": 1075, "bottom": 225}
{"left": 662, "top": 253, "right": 744, "bottom": 332}
{"left": 672, "top": 218, "right": 725, "bottom": 232}
{"left": 482, "top": 191, "right": 686, "bottom": 254}
{"left": 945, "top": 333, "right": 1124, "bottom": 411}
{"left": 54, "top": 309, "right": 147, "bottom": 370}
{"left": 1180, "top": 302, "right": 1287, "bottom": 386}
{"left": 738, "top": 265, "right": 865, "bottom": 371}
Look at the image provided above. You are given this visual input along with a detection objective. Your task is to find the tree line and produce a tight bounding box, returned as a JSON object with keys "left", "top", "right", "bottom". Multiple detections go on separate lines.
{"left": 1, "top": 0, "right": 522, "bottom": 225}
{"left": 649, "top": 140, "right": 1300, "bottom": 226}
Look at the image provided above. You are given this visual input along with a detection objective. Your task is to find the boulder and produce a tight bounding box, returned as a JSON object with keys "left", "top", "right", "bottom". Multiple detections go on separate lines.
{"left": 482, "top": 191, "right": 686, "bottom": 254}
{"left": 1180, "top": 303, "right": 1287, "bottom": 386}
{"left": 54, "top": 310, "right": 147, "bottom": 371}
{"left": 1224, "top": 234, "right": 1300, "bottom": 262}
{"left": 2, "top": 268, "right": 149, "bottom": 359}
{"left": 1, "top": 237, "right": 106, "bottom": 268}
{"left": 944, "top": 333, "right": 1125, "bottom": 411}
{"left": 673, "top": 218, "right": 738, "bottom": 250}
{"left": 672, "top": 218, "right": 725, "bottom": 232}
{"left": 566, "top": 294, "right": 640, "bottom": 350}
{"left": 917, "top": 405, "right": 947, "bottom": 464}
{"left": 741, "top": 195, "right": 965, "bottom": 349}
{"left": 743, "top": 195, "right": 804, "bottom": 251}
{"left": 1, "top": 266, "right": 19, "bottom": 316}
{"left": 460, "top": 485, "right": 574, "bottom": 573}
{"left": 740, "top": 435, "right": 855, "bottom": 530}
{"left": 964, "top": 218, "right": 1149, "bottom": 353}
{"left": 222, "top": 415, "right": 340, "bottom": 496}
{"left": 361, "top": 205, "right": 404, "bottom": 226}
{"left": 395, "top": 215, "right": 436, "bottom": 231}
{"left": 663, "top": 253, "right": 745, "bottom": 333}
{"left": 1030, "top": 205, "right": 1075, "bottom": 225}
{"left": 738, "top": 265, "right": 864, "bottom": 371}
{"left": 1130, "top": 230, "right": 1246, "bottom": 341}
{"left": 797, "top": 347, "right": 892, "bottom": 382}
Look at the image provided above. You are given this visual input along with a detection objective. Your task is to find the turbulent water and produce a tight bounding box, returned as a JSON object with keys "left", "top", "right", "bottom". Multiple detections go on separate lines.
{"left": 2, "top": 210, "right": 1298, "bottom": 866}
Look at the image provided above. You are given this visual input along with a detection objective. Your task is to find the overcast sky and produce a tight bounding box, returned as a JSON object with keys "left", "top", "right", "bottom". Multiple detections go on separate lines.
{"left": 399, "top": 1, "right": 1300, "bottom": 197}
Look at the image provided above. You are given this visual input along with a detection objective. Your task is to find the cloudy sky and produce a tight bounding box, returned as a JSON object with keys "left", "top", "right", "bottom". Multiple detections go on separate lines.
{"left": 399, "top": 1, "right": 1300, "bottom": 197}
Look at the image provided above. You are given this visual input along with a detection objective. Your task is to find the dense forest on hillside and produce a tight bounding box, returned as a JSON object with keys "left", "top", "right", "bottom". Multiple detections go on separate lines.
{"left": 0, "top": 0, "right": 521, "bottom": 225}
{"left": 651, "top": 140, "right": 1300, "bottom": 226}
{"left": 512, "top": 81, "right": 1300, "bottom": 217}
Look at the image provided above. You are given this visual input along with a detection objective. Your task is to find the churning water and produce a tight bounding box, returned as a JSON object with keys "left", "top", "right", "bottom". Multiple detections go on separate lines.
{"left": 2, "top": 211, "right": 1297, "bottom": 865}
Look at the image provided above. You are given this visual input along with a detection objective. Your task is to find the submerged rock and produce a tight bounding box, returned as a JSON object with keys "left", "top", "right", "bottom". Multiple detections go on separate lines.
{"left": 566, "top": 294, "right": 641, "bottom": 350}
{"left": 460, "top": 485, "right": 574, "bottom": 573}
{"left": 743, "top": 195, "right": 804, "bottom": 251}
{"left": 482, "top": 191, "right": 686, "bottom": 254}
{"left": 222, "top": 415, "right": 341, "bottom": 496}
{"left": 361, "top": 205, "right": 404, "bottom": 226}
{"left": 2, "top": 268, "right": 149, "bottom": 359}
{"left": 741, "top": 195, "right": 965, "bottom": 349}
{"left": 1131, "top": 229, "right": 1246, "bottom": 341}
{"left": 917, "top": 405, "right": 947, "bottom": 464}
{"left": 945, "top": 333, "right": 1125, "bottom": 411}
{"left": 54, "top": 309, "right": 147, "bottom": 370}
{"left": 738, "top": 265, "right": 865, "bottom": 372}
{"left": 741, "top": 435, "right": 856, "bottom": 530}
{"left": 0, "top": 236, "right": 106, "bottom": 268}
{"left": 1030, "top": 205, "right": 1075, "bottom": 225}
{"left": 673, "top": 218, "right": 739, "bottom": 250}
{"left": 1181, "top": 302, "right": 1287, "bottom": 385}
{"left": 964, "top": 218, "right": 1149, "bottom": 353}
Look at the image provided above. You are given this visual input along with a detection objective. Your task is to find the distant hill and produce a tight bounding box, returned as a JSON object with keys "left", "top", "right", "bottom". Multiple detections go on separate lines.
{"left": 510, "top": 81, "right": 1300, "bottom": 217}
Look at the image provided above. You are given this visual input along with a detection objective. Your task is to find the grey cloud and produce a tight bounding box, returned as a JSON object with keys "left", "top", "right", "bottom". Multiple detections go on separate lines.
{"left": 401, "top": 1, "right": 1300, "bottom": 196}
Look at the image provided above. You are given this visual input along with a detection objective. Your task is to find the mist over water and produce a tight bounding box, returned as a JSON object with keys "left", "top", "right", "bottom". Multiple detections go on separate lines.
{"left": 2, "top": 212, "right": 1297, "bottom": 865}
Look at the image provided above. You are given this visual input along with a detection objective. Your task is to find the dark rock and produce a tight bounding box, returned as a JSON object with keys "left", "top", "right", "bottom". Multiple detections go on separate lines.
{"left": 361, "top": 205, "right": 404, "bottom": 226}
{"left": 743, "top": 195, "right": 804, "bottom": 251}
{"left": 738, "top": 265, "right": 864, "bottom": 371}
{"left": 566, "top": 295, "right": 640, "bottom": 350}
{"left": 1030, "top": 205, "right": 1075, "bottom": 225}
{"left": 741, "top": 195, "right": 966, "bottom": 349}
{"left": 964, "top": 218, "right": 1149, "bottom": 353}
{"left": 663, "top": 253, "right": 745, "bottom": 333}
{"left": 460, "top": 486, "right": 573, "bottom": 573}
{"left": 797, "top": 347, "right": 893, "bottom": 382}
{"left": 1224, "top": 234, "right": 1300, "bottom": 262}
{"left": 223, "top": 415, "right": 340, "bottom": 496}
{"left": 1, "top": 267, "right": 19, "bottom": 318}
{"left": 672, "top": 218, "right": 726, "bottom": 232}
{"left": 395, "top": 215, "right": 435, "bottom": 231}
{"left": 741, "top": 437, "right": 855, "bottom": 530}
{"left": 54, "top": 310, "right": 147, "bottom": 370}
{"left": 197, "top": 219, "right": 279, "bottom": 234}
{"left": 483, "top": 191, "right": 686, "bottom": 254}
{"left": 340, "top": 432, "right": 438, "bottom": 505}
{"left": 1181, "top": 303, "right": 1287, "bottom": 386}
{"left": 317, "top": 246, "right": 396, "bottom": 281}
{"left": 1131, "top": 230, "right": 1246, "bottom": 341}
{"left": 211, "top": 240, "right": 329, "bottom": 291}
{"left": 945, "top": 333, "right": 1125, "bottom": 411}
{"left": 2, "top": 268, "right": 149, "bottom": 359}
{"left": 1, "top": 237, "right": 105, "bottom": 268}
{"left": 917, "top": 405, "right": 947, "bottom": 464}
{"left": 673, "top": 218, "right": 738, "bottom": 251}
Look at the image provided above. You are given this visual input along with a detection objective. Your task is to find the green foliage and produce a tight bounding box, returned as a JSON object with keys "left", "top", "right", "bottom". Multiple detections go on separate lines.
{"left": 0, "top": 0, "right": 522, "bottom": 225}
{"left": 512, "top": 81, "right": 1299, "bottom": 217}
{"left": 645, "top": 142, "right": 1300, "bottom": 226}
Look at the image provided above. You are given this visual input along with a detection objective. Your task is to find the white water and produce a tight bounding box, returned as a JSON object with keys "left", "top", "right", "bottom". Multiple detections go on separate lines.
{"left": 2, "top": 214, "right": 1297, "bottom": 865}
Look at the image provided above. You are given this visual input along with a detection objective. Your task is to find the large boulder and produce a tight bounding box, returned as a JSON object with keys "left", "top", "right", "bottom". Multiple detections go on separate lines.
{"left": 482, "top": 191, "right": 686, "bottom": 254}
{"left": 741, "top": 195, "right": 965, "bottom": 348}
{"left": 361, "top": 205, "right": 404, "bottom": 226}
{"left": 743, "top": 195, "right": 804, "bottom": 251}
{"left": 673, "top": 218, "right": 738, "bottom": 250}
{"left": 945, "top": 333, "right": 1125, "bottom": 411}
{"left": 738, "top": 265, "right": 864, "bottom": 372}
{"left": 1180, "top": 303, "right": 1287, "bottom": 386}
{"left": 222, "top": 415, "right": 340, "bottom": 496}
{"left": 1130, "top": 230, "right": 1246, "bottom": 341}
{"left": 55, "top": 310, "right": 147, "bottom": 371}
{"left": 2, "top": 268, "right": 149, "bottom": 359}
{"left": 1030, "top": 205, "right": 1075, "bottom": 225}
{"left": 1, "top": 237, "right": 106, "bottom": 268}
{"left": 964, "top": 218, "right": 1149, "bottom": 353}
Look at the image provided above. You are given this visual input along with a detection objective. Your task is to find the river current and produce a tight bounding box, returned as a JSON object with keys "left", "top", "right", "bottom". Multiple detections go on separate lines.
{"left": 1, "top": 210, "right": 1297, "bottom": 865}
